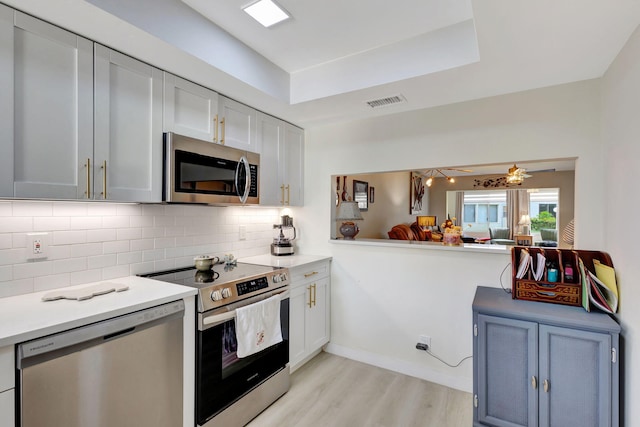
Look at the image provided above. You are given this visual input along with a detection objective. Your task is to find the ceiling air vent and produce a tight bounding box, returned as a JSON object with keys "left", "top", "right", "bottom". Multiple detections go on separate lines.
{"left": 366, "top": 95, "right": 406, "bottom": 109}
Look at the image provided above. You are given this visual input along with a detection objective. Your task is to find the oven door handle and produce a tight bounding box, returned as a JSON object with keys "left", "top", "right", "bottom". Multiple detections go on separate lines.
{"left": 200, "top": 289, "right": 289, "bottom": 330}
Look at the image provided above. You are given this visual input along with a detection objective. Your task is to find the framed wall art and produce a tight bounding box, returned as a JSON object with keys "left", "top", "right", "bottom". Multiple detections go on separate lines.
{"left": 353, "top": 180, "right": 368, "bottom": 211}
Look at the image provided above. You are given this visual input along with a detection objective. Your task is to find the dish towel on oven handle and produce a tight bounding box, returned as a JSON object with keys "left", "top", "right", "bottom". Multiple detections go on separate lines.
{"left": 235, "top": 294, "right": 283, "bottom": 358}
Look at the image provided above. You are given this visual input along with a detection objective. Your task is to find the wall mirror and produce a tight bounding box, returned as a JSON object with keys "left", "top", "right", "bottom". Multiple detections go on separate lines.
{"left": 331, "top": 158, "right": 575, "bottom": 247}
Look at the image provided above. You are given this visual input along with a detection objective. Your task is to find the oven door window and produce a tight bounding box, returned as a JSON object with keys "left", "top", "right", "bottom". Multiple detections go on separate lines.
{"left": 196, "top": 299, "right": 289, "bottom": 425}
{"left": 175, "top": 150, "right": 239, "bottom": 196}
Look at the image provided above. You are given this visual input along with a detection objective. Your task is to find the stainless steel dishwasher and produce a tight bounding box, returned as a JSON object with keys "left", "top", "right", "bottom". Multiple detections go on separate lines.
{"left": 16, "top": 300, "right": 185, "bottom": 427}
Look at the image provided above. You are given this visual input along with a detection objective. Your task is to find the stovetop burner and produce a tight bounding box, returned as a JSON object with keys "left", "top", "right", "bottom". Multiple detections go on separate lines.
{"left": 139, "top": 262, "right": 290, "bottom": 312}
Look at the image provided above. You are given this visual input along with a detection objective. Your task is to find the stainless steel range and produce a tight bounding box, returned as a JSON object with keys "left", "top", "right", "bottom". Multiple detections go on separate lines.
{"left": 140, "top": 261, "right": 290, "bottom": 427}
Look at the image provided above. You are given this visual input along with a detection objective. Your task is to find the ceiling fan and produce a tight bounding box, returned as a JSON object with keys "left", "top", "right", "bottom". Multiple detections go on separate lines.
{"left": 506, "top": 164, "right": 532, "bottom": 184}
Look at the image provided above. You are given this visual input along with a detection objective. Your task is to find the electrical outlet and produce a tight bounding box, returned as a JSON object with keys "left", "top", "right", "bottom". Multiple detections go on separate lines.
{"left": 26, "top": 232, "right": 49, "bottom": 260}
{"left": 419, "top": 335, "right": 431, "bottom": 349}
{"left": 239, "top": 225, "right": 247, "bottom": 240}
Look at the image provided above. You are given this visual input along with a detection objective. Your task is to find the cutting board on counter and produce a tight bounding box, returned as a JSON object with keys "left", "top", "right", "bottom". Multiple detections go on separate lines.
{"left": 42, "top": 282, "right": 129, "bottom": 302}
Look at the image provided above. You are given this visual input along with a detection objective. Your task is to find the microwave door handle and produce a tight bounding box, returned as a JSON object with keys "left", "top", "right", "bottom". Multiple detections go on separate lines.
{"left": 235, "top": 156, "right": 250, "bottom": 204}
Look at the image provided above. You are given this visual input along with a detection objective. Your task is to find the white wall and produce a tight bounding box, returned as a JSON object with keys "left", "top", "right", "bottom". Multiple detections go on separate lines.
{"left": 602, "top": 24, "right": 640, "bottom": 425}
{"left": 0, "top": 201, "right": 277, "bottom": 298}
{"left": 297, "top": 80, "right": 605, "bottom": 392}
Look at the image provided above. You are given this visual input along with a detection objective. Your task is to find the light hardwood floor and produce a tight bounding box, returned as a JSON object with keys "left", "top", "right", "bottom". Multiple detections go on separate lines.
{"left": 247, "top": 352, "right": 473, "bottom": 427}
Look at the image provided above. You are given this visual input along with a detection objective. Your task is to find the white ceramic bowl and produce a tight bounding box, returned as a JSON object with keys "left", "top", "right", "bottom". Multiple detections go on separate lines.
{"left": 194, "top": 255, "right": 219, "bottom": 271}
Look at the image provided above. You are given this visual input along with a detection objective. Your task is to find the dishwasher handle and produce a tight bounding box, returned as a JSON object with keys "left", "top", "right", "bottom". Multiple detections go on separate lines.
{"left": 17, "top": 299, "right": 185, "bottom": 369}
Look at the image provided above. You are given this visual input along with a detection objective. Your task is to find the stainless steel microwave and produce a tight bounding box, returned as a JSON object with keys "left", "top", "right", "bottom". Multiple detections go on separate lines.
{"left": 163, "top": 132, "right": 259, "bottom": 205}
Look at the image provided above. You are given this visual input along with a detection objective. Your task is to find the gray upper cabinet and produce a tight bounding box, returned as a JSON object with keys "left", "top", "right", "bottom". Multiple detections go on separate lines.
{"left": 218, "top": 96, "right": 257, "bottom": 152}
{"left": 0, "top": 7, "right": 93, "bottom": 199}
{"left": 473, "top": 286, "right": 620, "bottom": 427}
{"left": 94, "top": 45, "right": 163, "bottom": 202}
{"left": 257, "top": 112, "right": 304, "bottom": 206}
{"left": 163, "top": 73, "right": 219, "bottom": 142}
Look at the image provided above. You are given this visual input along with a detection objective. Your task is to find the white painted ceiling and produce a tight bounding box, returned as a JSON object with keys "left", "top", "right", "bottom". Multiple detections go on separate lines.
{"left": 52, "top": 0, "right": 640, "bottom": 126}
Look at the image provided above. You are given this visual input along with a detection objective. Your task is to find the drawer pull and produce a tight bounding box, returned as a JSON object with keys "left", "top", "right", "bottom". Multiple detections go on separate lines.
{"left": 531, "top": 376, "right": 537, "bottom": 390}
{"left": 543, "top": 379, "right": 550, "bottom": 393}
{"left": 304, "top": 271, "right": 318, "bottom": 278}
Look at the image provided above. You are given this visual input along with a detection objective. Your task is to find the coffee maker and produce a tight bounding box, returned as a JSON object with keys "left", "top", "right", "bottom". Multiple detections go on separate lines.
{"left": 271, "top": 215, "right": 296, "bottom": 256}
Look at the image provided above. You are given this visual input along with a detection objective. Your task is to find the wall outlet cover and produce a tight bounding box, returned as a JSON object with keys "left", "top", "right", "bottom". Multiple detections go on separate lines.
{"left": 26, "top": 232, "right": 49, "bottom": 260}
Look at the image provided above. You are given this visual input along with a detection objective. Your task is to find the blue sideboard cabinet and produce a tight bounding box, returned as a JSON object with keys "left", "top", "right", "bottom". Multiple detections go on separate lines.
{"left": 472, "top": 286, "right": 620, "bottom": 427}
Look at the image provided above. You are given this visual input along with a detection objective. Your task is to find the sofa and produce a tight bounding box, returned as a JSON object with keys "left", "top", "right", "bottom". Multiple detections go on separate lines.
{"left": 489, "top": 228, "right": 515, "bottom": 245}
{"left": 388, "top": 222, "right": 432, "bottom": 241}
{"left": 535, "top": 228, "right": 558, "bottom": 247}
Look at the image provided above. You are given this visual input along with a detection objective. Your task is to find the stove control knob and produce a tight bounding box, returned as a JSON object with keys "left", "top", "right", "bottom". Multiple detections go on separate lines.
{"left": 211, "top": 290, "right": 223, "bottom": 301}
{"left": 221, "top": 288, "right": 232, "bottom": 299}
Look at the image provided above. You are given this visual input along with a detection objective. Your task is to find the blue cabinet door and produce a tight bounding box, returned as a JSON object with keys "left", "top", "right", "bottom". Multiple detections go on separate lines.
{"left": 538, "top": 325, "right": 612, "bottom": 427}
{"left": 477, "top": 314, "right": 538, "bottom": 427}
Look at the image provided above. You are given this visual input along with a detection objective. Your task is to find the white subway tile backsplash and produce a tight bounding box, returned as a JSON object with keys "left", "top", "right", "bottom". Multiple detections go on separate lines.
{"left": 53, "top": 258, "right": 88, "bottom": 274}
{"left": 102, "top": 215, "right": 130, "bottom": 229}
{"left": 13, "top": 260, "right": 53, "bottom": 280}
{"left": 69, "top": 269, "right": 102, "bottom": 286}
{"left": 70, "top": 243, "right": 103, "bottom": 258}
{"left": 116, "top": 228, "right": 142, "bottom": 241}
{"left": 103, "top": 240, "right": 130, "bottom": 254}
{"left": 0, "top": 248, "right": 26, "bottom": 266}
{"left": 53, "top": 230, "right": 87, "bottom": 245}
{"left": 34, "top": 273, "right": 71, "bottom": 292}
{"left": 53, "top": 202, "right": 89, "bottom": 217}
{"left": 154, "top": 237, "right": 176, "bottom": 249}
{"left": 0, "top": 278, "right": 34, "bottom": 298}
{"left": 88, "top": 254, "right": 117, "bottom": 269}
{"left": 0, "top": 202, "right": 273, "bottom": 297}
{"left": 130, "top": 238, "right": 154, "bottom": 252}
{"left": 87, "top": 228, "right": 117, "bottom": 243}
{"left": 12, "top": 201, "right": 53, "bottom": 217}
{"left": 70, "top": 216, "right": 103, "bottom": 230}
{"left": 0, "top": 234, "right": 11, "bottom": 249}
{"left": 0, "top": 266, "right": 11, "bottom": 282}
{"left": 87, "top": 203, "right": 118, "bottom": 216}
{"left": 130, "top": 215, "right": 154, "bottom": 228}
{"left": 117, "top": 251, "right": 142, "bottom": 265}
{"left": 0, "top": 217, "right": 33, "bottom": 233}
{"left": 0, "top": 202, "right": 12, "bottom": 216}
{"left": 34, "top": 216, "right": 71, "bottom": 231}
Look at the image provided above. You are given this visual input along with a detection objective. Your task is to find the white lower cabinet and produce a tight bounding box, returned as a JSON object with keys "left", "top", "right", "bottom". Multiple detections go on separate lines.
{"left": 0, "top": 345, "right": 14, "bottom": 427}
{"left": 0, "top": 390, "right": 14, "bottom": 427}
{"left": 289, "top": 260, "right": 330, "bottom": 371}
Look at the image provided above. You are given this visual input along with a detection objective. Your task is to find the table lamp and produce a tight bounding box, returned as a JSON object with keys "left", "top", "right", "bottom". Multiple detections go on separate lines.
{"left": 336, "top": 201, "right": 363, "bottom": 239}
{"left": 519, "top": 214, "right": 531, "bottom": 235}
{"left": 417, "top": 215, "right": 437, "bottom": 231}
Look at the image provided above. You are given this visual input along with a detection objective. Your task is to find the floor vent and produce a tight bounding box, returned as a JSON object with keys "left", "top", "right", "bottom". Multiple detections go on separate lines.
{"left": 366, "top": 95, "right": 406, "bottom": 109}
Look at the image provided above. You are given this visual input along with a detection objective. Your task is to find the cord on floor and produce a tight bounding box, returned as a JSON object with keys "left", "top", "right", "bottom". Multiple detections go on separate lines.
{"left": 415, "top": 343, "right": 472, "bottom": 368}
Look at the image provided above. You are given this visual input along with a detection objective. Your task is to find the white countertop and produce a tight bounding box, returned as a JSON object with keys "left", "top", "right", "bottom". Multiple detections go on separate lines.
{"left": 0, "top": 276, "right": 197, "bottom": 347}
{"left": 240, "top": 253, "right": 331, "bottom": 269}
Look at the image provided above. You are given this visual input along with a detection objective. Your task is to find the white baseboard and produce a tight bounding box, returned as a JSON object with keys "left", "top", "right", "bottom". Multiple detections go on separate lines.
{"left": 324, "top": 343, "right": 473, "bottom": 393}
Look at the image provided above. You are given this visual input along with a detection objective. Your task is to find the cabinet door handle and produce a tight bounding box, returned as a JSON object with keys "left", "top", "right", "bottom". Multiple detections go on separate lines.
{"left": 307, "top": 286, "right": 313, "bottom": 308}
{"left": 84, "top": 158, "right": 91, "bottom": 198}
{"left": 213, "top": 115, "right": 219, "bottom": 142}
{"left": 543, "top": 379, "right": 550, "bottom": 393}
{"left": 531, "top": 376, "right": 537, "bottom": 390}
{"left": 100, "top": 160, "right": 107, "bottom": 199}
{"left": 220, "top": 117, "right": 225, "bottom": 144}
{"left": 312, "top": 283, "right": 317, "bottom": 307}
{"left": 280, "top": 185, "right": 285, "bottom": 205}
{"left": 304, "top": 271, "right": 318, "bottom": 278}
{"left": 285, "top": 184, "right": 290, "bottom": 205}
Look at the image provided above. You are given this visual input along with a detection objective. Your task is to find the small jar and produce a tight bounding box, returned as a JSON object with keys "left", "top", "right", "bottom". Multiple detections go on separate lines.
{"left": 564, "top": 264, "right": 574, "bottom": 282}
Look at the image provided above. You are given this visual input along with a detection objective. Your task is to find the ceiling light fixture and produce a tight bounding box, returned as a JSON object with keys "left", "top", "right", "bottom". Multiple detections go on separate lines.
{"left": 419, "top": 168, "right": 469, "bottom": 187}
{"left": 243, "top": 0, "right": 290, "bottom": 28}
{"left": 506, "top": 164, "right": 531, "bottom": 185}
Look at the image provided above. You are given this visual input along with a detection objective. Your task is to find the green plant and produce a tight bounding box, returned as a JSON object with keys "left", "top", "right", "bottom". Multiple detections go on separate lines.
{"left": 531, "top": 211, "right": 556, "bottom": 231}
